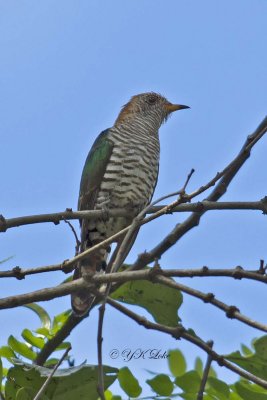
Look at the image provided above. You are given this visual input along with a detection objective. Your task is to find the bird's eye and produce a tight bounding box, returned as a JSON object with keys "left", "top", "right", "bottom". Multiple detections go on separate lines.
{"left": 147, "top": 95, "right": 157, "bottom": 105}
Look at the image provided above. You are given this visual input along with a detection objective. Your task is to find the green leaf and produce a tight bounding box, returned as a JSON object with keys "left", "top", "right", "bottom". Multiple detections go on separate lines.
{"left": 44, "top": 358, "right": 60, "bottom": 367}
{"left": 102, "top": 390, "right": 113, "bottom": 400}
{"left": 241, "top": 344, "right": 253, "bottom": 356}
{"left": 8, "top": 336, "right": 37, "bottom": 361}
{"left": 207, "top": 377, "right": 230, "bottom": 399}
{"left": 102, "top": 390, "right": 122, "bottom": 400}
{"left": 146, "top": 374, "right": 174, "bottom": 396}
{"left": 0, "top": 345, "right": 16, "bottom": 361}
{"left": 35, "top": 327, "right": 52, "bottom": 339}
{"left": 55, "top": 342, "right": 72, "bottom": 351}
{"left": 175, "top": 370, "right": 201, "bottom": 393}
{"left": 194, "top": 357, "right": 203, "bottom": 375}
{"left": 235, "top": 381, "right": 267, "bottom": 400}
{"left": 208, "top": 365, "right": 217, "bottom": 378}
{"left": 5, "top": 361, "right": 118, "bottom": 400}
{"left": 52, "top": 310, "right": 72, "bottom": 335}
{"left": 118, "top": 367, "right": 142, "bottom": 398}
{"left": 111, "top": 275, "right": 183, "bottom": 326}
{"left": 179, "top": 392, "right": 200, "bottom": 400}
{"left": 226, "top": 336, "right": 267, "bottom": 380}
{"left": 229, "top": 391, "right": 243, "bottom": 400}
{"left": 21, "top": 329, "right": 45, "bottom": 349}
{"left": 168, "top": 349, "right": 186, "bottom": 377}
{"left": 202, "top": 395, "right": 218, "bottom": 400}
{"left": 23, "top": 303, "right": 51, "bottom": 330}
{"left": 254, "top": 336, "right": 267, "bottom": 359}
{"left": 16, "top": 387, "right": 37, "bottom": 400}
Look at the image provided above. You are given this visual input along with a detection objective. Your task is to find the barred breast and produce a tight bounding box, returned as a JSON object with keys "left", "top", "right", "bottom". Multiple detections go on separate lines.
{"left": 93, "top": 120, "right": 160, "bottom": 239}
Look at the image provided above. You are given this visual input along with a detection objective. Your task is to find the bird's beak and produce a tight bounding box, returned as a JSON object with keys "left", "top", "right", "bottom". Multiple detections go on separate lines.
{"left": 165, "top": 103, "right": 190, "bottom": 113}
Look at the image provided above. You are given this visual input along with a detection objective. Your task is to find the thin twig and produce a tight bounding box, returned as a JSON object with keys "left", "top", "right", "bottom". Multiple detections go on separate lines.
{"left": 197, "top": 341, "right": 214, "bottom": 400}
{"left": 188, "top": 116, "right": 267, "bottom": 200}
{"left": 110, "top": 181, "right": 192, "bottom": 274}
{"left": 112, "top": 167, "right": 194, "bottom": 274}
{"left": 33, "top": 346, "right": 71, "bottom": 400}
{"left": 132, "top": 116, "right": 267, "bottom": 271}
{"left": 63, "top": 219, "right": 80, "bottom": 255}
{"left": 97, "top": 303, "right": 106, "bottom": 400}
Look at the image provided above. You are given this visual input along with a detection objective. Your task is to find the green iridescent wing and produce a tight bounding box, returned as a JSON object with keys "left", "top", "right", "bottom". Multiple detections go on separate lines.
{"left": 78, "top": 128, "right": 113, "bottom": 214}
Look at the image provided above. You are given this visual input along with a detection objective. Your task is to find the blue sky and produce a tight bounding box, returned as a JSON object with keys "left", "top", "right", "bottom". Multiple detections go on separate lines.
{"left": 1, "top": 0, "right": 267, "bottom": 395}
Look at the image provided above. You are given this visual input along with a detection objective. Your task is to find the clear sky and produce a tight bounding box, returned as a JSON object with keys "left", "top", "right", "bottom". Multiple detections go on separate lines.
{"left": 1, "top": 0, "right": 267, "bottom": 396}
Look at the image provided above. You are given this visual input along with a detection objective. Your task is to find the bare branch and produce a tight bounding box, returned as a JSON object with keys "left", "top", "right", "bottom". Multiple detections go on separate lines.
{"left": 1, "top": 266, "right": 267, "bottom": 334}
{"left": 0, "top": 278, "right": 86, "bottom": 309}
{"left": 110, "top": 182, "right": 190, "bottom": 274}
{"left": 34, "top": 262, "right": 267, "bottom": 365}
{"left": 132, "top": 116, "right": 267, "bottom": 270}
{"left": 97, "top": 303, "right": 106, "bottom": 400}
{"left": 107, "top": 298, "right": 267, "bottom": 390}
{"left": 197, "top": 341, "right": 214, "bottom": 400}
{"left": 63, "top": 219, "right": 80, "bottom": 256}
{"left": 2, "top": 198, "right": 267, "bottom": 233}
{"left": 154, "top": 275, "right": 267, "bottom": 332}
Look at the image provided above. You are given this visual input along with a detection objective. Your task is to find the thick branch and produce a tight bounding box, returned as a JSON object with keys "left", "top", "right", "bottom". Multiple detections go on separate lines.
{"left": 0, "top": 278, "right": 86, "bottom": 309}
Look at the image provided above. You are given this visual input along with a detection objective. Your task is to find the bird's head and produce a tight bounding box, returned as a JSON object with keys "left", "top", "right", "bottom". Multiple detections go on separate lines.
{"left": 114, "top": 92, "right": 189, "bottom": 129}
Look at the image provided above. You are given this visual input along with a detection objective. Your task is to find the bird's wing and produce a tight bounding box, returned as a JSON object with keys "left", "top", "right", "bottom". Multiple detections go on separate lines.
{"left": 78, "top": 128, "right": 114, "bottom": 214}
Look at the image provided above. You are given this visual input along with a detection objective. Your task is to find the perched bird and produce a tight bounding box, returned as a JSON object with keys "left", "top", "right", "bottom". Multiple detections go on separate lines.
{"left": 71, "top": 92, "right": 189, "bottom": 316}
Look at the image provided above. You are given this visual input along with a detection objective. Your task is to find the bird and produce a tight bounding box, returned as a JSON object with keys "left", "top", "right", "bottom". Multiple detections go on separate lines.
{"left": 71, "top": 92, "right": 189, "bottom": 316}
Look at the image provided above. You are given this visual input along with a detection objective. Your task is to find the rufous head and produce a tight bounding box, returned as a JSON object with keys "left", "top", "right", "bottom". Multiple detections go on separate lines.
{"left": 114, "top": 92, "right": 189, "bottom": 127}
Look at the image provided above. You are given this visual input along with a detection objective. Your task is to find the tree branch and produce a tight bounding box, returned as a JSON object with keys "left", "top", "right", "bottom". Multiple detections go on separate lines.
{"left": 131, "top": 115, "right": 267, "bottom": 271}
{"left": 197, "top": 341, "right": 214, "bottom": 400}
{"left": 2, "top": 199, "right": 267, "bottom": 281}
{"left": 154, "top": 274, "right": 267, "bottom": 332}
{"left": 1, "top": 199, "right": 267, "bottom": 233}
{"left": 97, "top": 303, "right": 107, "bottom": 400}
{"left": 1, "top": 265, "right": 267, "bottom": 335}
{"left": 11, "top": 115, "right": 266, "bottom": 368}
{"left": 107, "top": 298, "right": 267, "bottom": 390}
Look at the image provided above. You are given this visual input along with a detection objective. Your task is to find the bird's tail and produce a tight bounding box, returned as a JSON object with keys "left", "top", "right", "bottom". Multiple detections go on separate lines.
{"left": 71, "top": 248, "right": 107, "bottom": 317}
